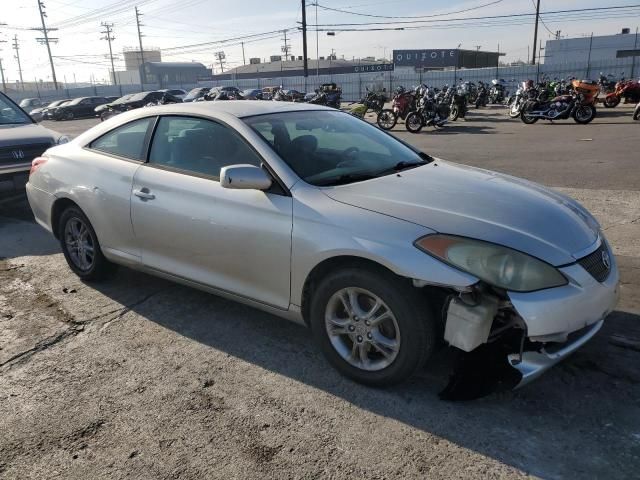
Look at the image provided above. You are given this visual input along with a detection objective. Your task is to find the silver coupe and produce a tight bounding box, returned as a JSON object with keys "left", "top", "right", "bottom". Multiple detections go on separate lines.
{"left": 26, "top": 102, "right": 619, "bottom": 387}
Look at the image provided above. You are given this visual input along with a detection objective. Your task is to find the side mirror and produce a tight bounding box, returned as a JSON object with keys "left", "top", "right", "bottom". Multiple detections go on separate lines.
{"left": 220, "top": 164, "right": 272, "bottom": 191}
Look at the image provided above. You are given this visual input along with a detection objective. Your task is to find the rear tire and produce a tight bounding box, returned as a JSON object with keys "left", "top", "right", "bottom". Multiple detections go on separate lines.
{"left": 59, "top": 206, "right": 116, "bottom": 281}
{"left": 603, "top": 96, "right": 620, "bottom": 108}
{"left": 405, "top": 112, "right": 424, "bottom": 133}
{"left": 376, "top": 109, "right": 397, "bottom": 130}
{"left": 309, "top": 267, "right": 436, "bottom": 386}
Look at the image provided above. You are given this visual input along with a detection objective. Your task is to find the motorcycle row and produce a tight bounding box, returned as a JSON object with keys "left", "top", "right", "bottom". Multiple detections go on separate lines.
{"left": 354, "top": 79, "right": 508, "bottom": 134}
{"left": 508, "top": 73, "right": 640, "bottom": 124}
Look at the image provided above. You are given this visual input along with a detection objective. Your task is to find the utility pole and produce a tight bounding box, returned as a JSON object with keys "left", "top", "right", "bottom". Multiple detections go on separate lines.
{"left": 281, "top": 29, "right": 290, "bottom": 60}
{"left": 135, "top": 6, "right": 146, "bottom": 89}
{"left": 301, "top": 0, "right": 308, "bottom": 77}
{"left": 0, "top": 38, "right": 6, "bottom": 92}
{"left": 585, "top": 33, "right": 594, "bottom": 79}
{"left": 0, "top": 58, "right": 6, "bottom": 92}
{"left": 241, "top": 41, "right": 246, "bottom": 65}
{"left": 35, "top": 0, "right": 59, "bottom": 89}
{"left": 215, "top": 51, "right": 226, "bottom": 73}
{"left": 531, "top": 0, "right": 541, "bottom": 64}
{"left": 12, "top": 35, "right": 24, "bottom": 90}
{"left": 101, "top": 22, "right": 117, "bottom": 85}
{"left": 315, "top": 2, "right": 320, "bottom": 76}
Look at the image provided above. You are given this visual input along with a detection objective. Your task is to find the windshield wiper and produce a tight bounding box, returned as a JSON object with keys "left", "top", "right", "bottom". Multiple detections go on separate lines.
{"left": 375, "top": 160, "right": 426, "bottom": 176}
{"left": 314, "top": 173, "right": 378, "bottom": 186}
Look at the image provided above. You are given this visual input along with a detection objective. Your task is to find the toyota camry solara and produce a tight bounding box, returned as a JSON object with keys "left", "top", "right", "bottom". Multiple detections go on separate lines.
{"left": 26, "top": 102, "right": 619, "bottom": 387}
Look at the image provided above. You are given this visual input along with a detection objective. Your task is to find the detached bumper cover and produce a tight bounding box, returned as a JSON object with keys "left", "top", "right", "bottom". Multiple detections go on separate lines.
{"left": 508, "top": 319, "right": 604, "bottom": 388}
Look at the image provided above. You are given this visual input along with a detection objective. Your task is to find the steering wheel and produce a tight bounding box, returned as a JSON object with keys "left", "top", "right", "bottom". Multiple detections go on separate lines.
{"left": 337, "top": 147, "right": 361, "bottom": 168}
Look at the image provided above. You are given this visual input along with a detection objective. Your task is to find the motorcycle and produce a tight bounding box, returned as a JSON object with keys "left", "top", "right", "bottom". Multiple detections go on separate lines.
{"left": 603, "top": 78, "right": 640, "bottom": 108}
{"left": 449, "top": 82, "right": 468, "bottom": 121}
{"left": 489, "top": 78, "right": 508, "bottom": 104}
{"left": 348, "top": 88, "right": 387, "bottom": 118}
{"left": 306, "top": 83, "right": 342, "bottom": 109}
{"left": 273, "top": 88, "right": 306, "bottom": 102}
{"left": 520, "top": 79, "right": 598, "bottom": 125}
{"left": 377, "top": 85, "right": 417, "bottom": 130}
{"left": 508, "top": 80, "right": 537, "bottom": 118}
{"left": 597, "top": 73, "right": 617, "bottom": 95}
{"left": 475, "top": 81, "right": 488, "bottom": 108}
{"left": 466, "top": 82, "right": 478, "bottom": 104}
{"left": 405, "top": 89, "right": 450, "bottom": 133}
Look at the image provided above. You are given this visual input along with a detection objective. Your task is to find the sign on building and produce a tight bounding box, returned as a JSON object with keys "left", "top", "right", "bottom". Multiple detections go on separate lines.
{"left": 393, "top": 49, "right": 458, "bottom": 68}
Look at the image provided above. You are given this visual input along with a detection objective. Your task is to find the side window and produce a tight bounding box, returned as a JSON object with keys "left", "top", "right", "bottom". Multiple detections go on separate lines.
{"left": 89, "top": 117, "right": 154, "bottom": 161}
{"left": 148, "top": 116, "right": 263, "bottom": 179}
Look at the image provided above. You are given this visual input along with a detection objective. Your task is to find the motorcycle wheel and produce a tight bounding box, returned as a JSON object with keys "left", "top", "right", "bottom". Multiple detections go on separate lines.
{"left": 603, "top": 96, "right": 620, "bottom": 108}
{"left": 633, "top": 107, "right": 640, "bottom": 121}
{"left": 520, "top": 110, "right": 538, "bottom": 124}
{"left": 405, "top": 112, "right": 424, "bottom": 133}
{"left": 449, "top": 106, "right": 459, "bottom": 121}
{"left": 573, "top": 105, "right": 596, "bottom": 124}
{"left": 508, "top": 102, "right": 521, "bottom": 118}
{"left": 377, "top": 109, "right": 397, "bottom": 130}
{"left": 475, "top": 99, "right": 481, "bottom": 109}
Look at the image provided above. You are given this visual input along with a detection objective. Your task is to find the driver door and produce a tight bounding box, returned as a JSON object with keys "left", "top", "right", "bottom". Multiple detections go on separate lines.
{"left": 130, "top": 115, "right": 293, "bottom": 309}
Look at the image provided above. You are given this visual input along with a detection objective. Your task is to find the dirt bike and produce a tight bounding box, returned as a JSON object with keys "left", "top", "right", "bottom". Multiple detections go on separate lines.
{"left": 377, "top": 86, "right": 417, "bottom": 130}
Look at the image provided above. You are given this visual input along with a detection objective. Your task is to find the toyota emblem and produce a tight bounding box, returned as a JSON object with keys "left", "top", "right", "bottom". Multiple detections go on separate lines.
{"left": 11, "top": 150, "right": 25, "bottom": 160}
{"left": 601, "top": 250, "right": 611, "bottom": 270}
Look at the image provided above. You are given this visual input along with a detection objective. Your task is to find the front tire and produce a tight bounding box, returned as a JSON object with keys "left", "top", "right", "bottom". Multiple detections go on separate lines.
{"left": 520, "top": 109, "right": 538, "bottom": 124}
{"left": 59, "top": 206, "right": 116, "bottom": 281}
{"left": 449, "top": 105, "right": 459, "bottom": 121}
{"left": 573, "top": 104, "right": 596, "bottom": 124}
{"left": 309, "top": 268, "right": 436, "bottom": 387}
{"left": 404, "top": 112, "right": 424, "bottom": 133}
{"left": 376, "top": 109, "right": 397, "bottom": 130}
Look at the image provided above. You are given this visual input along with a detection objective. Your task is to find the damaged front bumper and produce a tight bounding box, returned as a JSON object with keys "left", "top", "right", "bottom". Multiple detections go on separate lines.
{"left": 508, "top": 319, "right": 604, "bottom": 388}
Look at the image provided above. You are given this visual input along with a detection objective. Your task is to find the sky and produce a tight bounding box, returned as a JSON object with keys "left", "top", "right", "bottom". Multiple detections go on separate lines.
{"left": 1, "top": 0, "right": 639, "bottom": 86}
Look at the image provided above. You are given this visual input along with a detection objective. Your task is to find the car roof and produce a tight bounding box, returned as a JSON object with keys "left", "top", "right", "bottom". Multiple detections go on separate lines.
{"left": 124, "top": 100, "right": 332, "bottom": 118}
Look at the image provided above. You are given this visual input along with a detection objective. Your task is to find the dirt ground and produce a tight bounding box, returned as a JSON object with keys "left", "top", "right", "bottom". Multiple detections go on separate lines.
{"left": 1, "top": 107, "right": 640, "bottom": 479}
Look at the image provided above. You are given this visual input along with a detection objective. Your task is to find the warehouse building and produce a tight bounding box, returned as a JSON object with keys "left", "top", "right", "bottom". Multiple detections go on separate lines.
{"left": 543, "top": 29, "right": 639, "bottom": 64}
{"left": 393, "top": 48, "right": 503, "bottom": 72}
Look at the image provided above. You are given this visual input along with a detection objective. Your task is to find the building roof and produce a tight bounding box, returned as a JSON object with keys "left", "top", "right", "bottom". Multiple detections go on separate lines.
{"left": 226, "top": 58, "right": 385, "bottom": 75}
{"left": 144, "top": 62, "right": 208, "bottom": 70}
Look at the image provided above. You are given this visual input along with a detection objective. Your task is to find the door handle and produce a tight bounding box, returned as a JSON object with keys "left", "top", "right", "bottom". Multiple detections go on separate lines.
{"left": 133, "top": 188, "right": 155, "bottom": 200}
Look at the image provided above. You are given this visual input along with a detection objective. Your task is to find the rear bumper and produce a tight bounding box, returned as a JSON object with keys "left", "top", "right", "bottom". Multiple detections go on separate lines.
{"left": 25, "top": 182, "right": 55, "bottom": 233}
{"left": 508, "top": 319, "right": 604, "bottom": 388}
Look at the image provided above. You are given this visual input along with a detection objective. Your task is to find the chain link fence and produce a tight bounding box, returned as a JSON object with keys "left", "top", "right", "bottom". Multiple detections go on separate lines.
{"left": 4, "top": 57, "right": 636, "bottom": 105}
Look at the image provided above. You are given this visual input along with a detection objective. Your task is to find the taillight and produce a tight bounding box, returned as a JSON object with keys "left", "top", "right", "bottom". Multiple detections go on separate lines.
{"left": 30, "top": 156, "right": 48, "bottom": 176}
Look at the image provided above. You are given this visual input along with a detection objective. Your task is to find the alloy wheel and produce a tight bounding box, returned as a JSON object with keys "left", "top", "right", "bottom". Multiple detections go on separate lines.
{"left": 324, "top": 287, "right": 401, "bottom": 371}
{"left": 64, "top": 217, "right": 95, "bottom": 271}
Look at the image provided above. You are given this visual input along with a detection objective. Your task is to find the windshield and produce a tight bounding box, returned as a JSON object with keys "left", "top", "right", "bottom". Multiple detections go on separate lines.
{"left": 111, "top": 94, "right": 135, "bottom": 105}
{"left": 130, "top": 92, "right": 152, "bottom": 101}
{"left": 1, "top": 94, "right": 33, "bottom": 125}
{"left": 244, "top": 110, "right": 430, "bottom": 186}
{"left": 19, "top": 99, "right": 35, "bottom": 108}
{"left": 185, "top": 88, "right": 207, "bottom": 100}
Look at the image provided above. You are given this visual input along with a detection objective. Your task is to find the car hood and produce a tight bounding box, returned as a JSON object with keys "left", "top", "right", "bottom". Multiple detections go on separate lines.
{"left": 0, "top": 123, "right": 59, "bottom": 146}
{"left": 322, "top": 160, "right": 599, "bottom": 266}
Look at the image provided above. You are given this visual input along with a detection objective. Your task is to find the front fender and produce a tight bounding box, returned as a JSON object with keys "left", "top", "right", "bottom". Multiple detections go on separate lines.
{"left": 289, "top": 185, "right": 478, "bottom": 306}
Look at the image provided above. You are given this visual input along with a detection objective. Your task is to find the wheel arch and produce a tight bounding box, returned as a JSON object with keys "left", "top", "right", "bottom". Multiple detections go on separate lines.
{"left": 50, "top": 196, "right": 82, "bottom": 239}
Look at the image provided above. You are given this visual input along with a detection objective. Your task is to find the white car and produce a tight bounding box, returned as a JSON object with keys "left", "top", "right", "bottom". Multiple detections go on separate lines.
{"left": 25, "top": 102, "right": 619, "bottom": 388}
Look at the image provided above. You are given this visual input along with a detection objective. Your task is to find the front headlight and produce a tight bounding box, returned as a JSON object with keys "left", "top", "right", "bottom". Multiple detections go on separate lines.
{"left": 57, "top": 135, "right": 70, "bottom": 144}
{"left": 415, "top": 234, "right": 567, "bottom": 292}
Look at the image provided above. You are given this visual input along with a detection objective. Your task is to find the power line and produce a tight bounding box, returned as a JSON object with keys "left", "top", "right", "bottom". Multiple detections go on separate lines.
{"left": 310, "top": 4, "right": 640, "bottom": 27}
{"left": 311, "top": 0, "right": 504, "bottom": 19}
